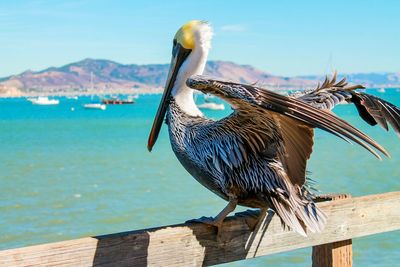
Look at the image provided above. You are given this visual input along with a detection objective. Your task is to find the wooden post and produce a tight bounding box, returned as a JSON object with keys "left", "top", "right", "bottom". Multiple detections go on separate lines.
{"left": 312, "top": 194, "right": 352, "bottom": 267}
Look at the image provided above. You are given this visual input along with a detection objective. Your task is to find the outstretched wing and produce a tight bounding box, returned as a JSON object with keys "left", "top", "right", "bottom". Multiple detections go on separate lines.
{"left": 293, "top": 72, "right": 400, "bottom": 136}
{"left": 187, "top": 75, "right": 389, "bottom": 160}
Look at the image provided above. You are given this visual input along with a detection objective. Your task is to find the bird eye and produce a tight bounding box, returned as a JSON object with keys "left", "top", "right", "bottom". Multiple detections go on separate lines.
{"left": 173, "top": 39, "right": 177, "bottom": 47}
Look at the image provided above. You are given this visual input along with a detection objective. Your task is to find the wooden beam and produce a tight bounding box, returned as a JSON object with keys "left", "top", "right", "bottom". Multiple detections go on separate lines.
{"left": 1, "top": 191, "right": 399, "bottom": 267}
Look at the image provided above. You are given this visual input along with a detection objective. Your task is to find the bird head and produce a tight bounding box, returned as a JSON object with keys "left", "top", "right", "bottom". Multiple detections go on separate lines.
{"left": 173, "top": 20, "right": 213, "bottom": 51}
{"left": 147, "top": 20, "right": 212, "bottom": 151}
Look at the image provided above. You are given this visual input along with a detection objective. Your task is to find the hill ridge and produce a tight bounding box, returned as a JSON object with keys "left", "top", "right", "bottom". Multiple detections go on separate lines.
{"left": 1, "top": 59, "right": 399, "bottom": 97}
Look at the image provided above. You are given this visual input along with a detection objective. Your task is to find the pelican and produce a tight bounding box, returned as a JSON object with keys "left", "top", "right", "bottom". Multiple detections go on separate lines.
{"left": 148, "top": 20, "right": 400, "bottom": 236}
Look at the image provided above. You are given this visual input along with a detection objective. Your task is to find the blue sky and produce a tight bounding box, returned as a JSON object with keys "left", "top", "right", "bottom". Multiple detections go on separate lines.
{"left": 1, "top": 0, "right": 399, "bottom": 77}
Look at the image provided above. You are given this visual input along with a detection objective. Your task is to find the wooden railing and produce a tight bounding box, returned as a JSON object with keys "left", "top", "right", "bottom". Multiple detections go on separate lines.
{"left": 1, "top": 191, "right": 399, "bottom": 267}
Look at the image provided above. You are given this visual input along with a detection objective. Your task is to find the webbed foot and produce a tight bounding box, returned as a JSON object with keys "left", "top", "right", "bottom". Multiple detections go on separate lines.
{"left": 186, "top": 216, "right": 224, "bottom": 241}
{"left": 185, "top": 198, "right": 238, "bottom": 242}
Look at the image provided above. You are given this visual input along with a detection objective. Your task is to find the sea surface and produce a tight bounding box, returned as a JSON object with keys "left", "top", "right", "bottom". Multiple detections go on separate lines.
{"left": 1, "top": 90, "right": 399, "bottom": 266}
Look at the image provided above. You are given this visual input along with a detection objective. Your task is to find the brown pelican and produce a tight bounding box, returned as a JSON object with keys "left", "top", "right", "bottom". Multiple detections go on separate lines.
{"left": 148, "top": 20, "right": 400, "bottom": 236}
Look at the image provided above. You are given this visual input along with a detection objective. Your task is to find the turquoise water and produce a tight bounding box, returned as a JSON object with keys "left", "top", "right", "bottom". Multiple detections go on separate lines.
{"left": 1, "top": 90, "right": 399, "bottom": 266}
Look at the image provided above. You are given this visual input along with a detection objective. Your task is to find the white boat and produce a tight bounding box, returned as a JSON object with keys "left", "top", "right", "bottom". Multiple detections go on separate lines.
{"left": 377, "top": 88, "right": 386, "bottom": 93}
{"left": 66, "top": 95, "right": 78, "bottom": 100}
{"left": 198, "top": 102, "right": 225, "bottom": 110}
{"left": 131, "top": 94, "right": 139, "bottom": 99}
{"left": 83, "top": 103, "right": 106, "bottom": 110}
{"left": 28, "top": 96, "right": 59, "bottom": 105}
{"left": 204, "top": 94, "right": 215, "bottom": 102}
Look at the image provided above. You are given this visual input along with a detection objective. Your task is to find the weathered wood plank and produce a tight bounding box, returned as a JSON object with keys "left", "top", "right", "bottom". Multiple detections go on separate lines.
{"left": 1, "top": 191, "right": 399, "bottom": 267}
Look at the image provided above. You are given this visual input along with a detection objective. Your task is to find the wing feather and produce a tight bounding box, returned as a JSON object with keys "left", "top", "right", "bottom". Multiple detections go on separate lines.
{"left": 187, "top": 75, "right": 389, "bottom": 159}
{"left": 273, "top": 114, "right": 314, "bottom": 186}
{"left": 352, "top": 93, "right": 400, "bottom": 136}
{"left": 291, "top": 73, "right": 400, "bottom": 137}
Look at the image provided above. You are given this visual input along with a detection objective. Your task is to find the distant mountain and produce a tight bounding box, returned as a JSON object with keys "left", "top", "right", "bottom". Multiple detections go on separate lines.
{"left": 299, "top": 72, "right": 400, "bottom": 89}
{"left": 0, "top": 58, "right": 399, "bottom": 97}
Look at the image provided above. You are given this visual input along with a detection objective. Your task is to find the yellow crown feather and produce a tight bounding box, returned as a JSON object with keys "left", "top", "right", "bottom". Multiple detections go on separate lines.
{"left": 174, "top": 20, "right": 208, "bottom": 49}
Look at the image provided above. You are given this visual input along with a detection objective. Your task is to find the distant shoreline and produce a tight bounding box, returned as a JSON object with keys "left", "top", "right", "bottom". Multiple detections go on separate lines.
{"left": 1, "top": 86, "right": 399, "bottom": 99}
{"left": 2, "top": 59, "right": 399, "bottom": 98}
{"left": 0, "top": 87, "right": 165, "bottom": 98}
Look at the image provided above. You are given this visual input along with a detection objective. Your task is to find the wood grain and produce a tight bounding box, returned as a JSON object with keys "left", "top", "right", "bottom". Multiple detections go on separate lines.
{"left": 1, "top": 191, "right": 399, "bottom": 267}
{"left": 312, "top": 194, "right": 352, "bottom": 267}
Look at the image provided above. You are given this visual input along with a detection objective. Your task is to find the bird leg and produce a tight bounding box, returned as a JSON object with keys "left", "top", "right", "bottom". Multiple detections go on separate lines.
{"left": 213, "top": 197, "right": 238, "bottom": 226}
{"left": 186, "top": 197, "right": 237, "bottom": 239}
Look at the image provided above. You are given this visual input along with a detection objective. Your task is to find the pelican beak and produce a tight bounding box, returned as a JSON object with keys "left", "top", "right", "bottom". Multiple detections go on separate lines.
{"left": 147, "top": 43, "right": 191, "bottom": 151}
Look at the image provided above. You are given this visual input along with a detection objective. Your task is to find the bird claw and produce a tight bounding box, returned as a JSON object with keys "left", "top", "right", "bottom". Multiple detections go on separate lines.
{"left": 186, "top": 216, "right": 224, "bottom": 241}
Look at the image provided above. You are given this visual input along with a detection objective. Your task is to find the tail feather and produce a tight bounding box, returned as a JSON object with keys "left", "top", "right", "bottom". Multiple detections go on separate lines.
{"left": 271, "top": 191, "right": 326, "bottom": 236}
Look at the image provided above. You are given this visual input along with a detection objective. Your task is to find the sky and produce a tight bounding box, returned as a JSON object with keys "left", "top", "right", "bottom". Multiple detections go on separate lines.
{"left": 1, "top": 0, "right": 399, "bottom": 77}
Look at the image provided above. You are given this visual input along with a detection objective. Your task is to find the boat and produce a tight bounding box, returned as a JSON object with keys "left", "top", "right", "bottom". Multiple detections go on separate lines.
{"left": 197, "top": 102, "right": 225, "bottom": 110}
{"left": 131, "top": 94, "right": 139, "bottom": 99}
{"left": 204, "top": 94, "right": 215, "bottom": 102}
{"left": 377, "top": 88, "right": 386, "bottom": 93}
{"left": 82, "top": 74, "right": 106, "bottom": 110}
{"left": 101, "top": 97, "right": 135, "bottom": 105}
{"left": 83, "top": 103, "right": 106, "bottom": 110}
{"left": 28, "top": 96, "right": 59, "bottom": 105}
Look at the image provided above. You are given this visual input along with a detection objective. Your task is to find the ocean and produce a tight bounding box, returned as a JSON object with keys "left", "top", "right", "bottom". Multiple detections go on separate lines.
{"left": 0, "top": 90, "right": 399, "bottom": 266}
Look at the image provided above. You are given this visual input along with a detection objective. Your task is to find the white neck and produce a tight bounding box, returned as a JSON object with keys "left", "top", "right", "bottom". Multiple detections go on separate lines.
{"left": 171, "top": 48, "right": 208, "bottom": 117}
{"left": 171, "top": 25, "right": 212, "bottom": 117}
